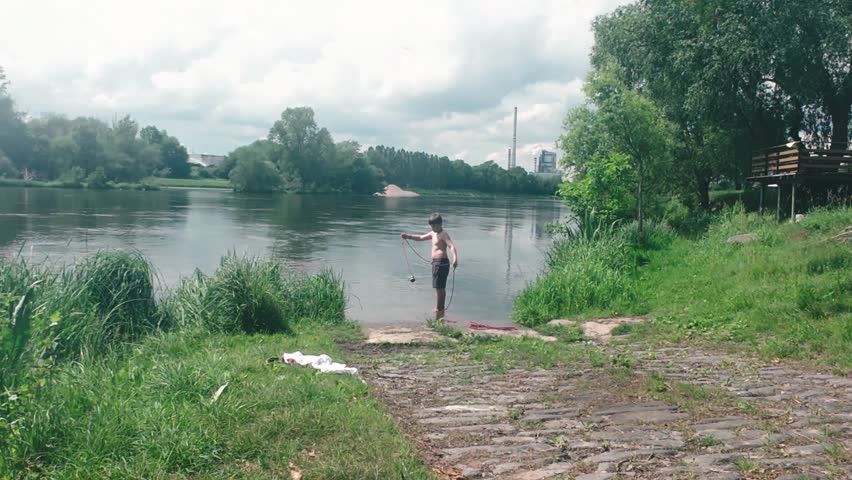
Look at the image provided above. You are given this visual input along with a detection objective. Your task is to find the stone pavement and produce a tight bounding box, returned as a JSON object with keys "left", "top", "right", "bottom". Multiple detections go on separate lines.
{"left": 349, "top": 338, "right": 851, "bottom": 479}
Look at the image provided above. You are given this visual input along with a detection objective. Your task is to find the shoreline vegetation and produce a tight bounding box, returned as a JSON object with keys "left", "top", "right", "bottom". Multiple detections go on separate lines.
{"left": 1, "top": 67, "right": 560, "bottom": 198}
{"left": 0, "top": 251, "right": 431, "bottom": 478}
{"left": 514, "top": 206, "right": 852, "bottom": 372}
{"left": 0, "top": 177, "right": 561, "bottom": 200}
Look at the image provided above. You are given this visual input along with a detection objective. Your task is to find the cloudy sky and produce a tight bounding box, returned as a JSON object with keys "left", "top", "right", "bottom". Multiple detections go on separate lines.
{"left": 1, "top": 0, "right": 631, "bottom": 171}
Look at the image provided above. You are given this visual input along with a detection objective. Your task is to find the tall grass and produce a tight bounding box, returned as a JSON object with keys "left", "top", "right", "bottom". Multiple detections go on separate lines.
{"left": 51, "top": 250, "right": 158, "bottom": 357}
{"left": 1, "top": 251, "right": 156, "bottom": 386}
{"left": 159, "top": 253, "right": 347, "bottom": 333}
{"left": 517, "top": 205, "right": 851, "bottom": 369}
{"left": 205, "top": 253, "right": 290, "bottom": 333}
{"left": 635, "top": 206, "right": 852, "bottom": 369}
{"left": 514, "top": 215, "right": 673, "bottom": 326}
{"left": 521, "top": 203, "right": 851, "bottom": 369}
{"left": 2, "top": 249, "right": 366, "bottom": 478}
{"left": 282, "top": 269, "right": 347, "bottom": 324}
{"left": 0, "top": 259, "right": 53, "bottom": 390}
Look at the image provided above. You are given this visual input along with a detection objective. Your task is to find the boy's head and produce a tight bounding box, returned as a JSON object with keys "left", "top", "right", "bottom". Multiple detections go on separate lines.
{"left": 428, "top": 212, "right": 443, "bottom": 232}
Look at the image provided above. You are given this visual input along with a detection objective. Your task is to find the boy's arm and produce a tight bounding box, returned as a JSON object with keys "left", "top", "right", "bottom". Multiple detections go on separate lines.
{"left": 400, "top": 231, "right": 433, "bottom": 241}
{"left": 447, "top": 234, "right": 458, "bottom": 268}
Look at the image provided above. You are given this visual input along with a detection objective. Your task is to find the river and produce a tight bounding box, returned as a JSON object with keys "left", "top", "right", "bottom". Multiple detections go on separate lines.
{"left": 0, "top": 187, "right": 566, "bottom": 326}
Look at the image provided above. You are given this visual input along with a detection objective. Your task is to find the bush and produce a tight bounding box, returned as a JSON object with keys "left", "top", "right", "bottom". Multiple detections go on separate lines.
{"left": 282, "top": 269, "right": 347, "bottom": 324}
{"left": 229, "top": 157, "right": 282, "bottom": 193}
{"left": 514, "top": 230, "right": 636, "bottom": 326}
{"left": 49, "top": 251, "right": 157, "bottom": 357}
{"left": 85, "top": 167, "right": 108, "bottom": 189}
{"left": 663, "top": 196, "right": 711, "bottom": 236}
{"left": 204, "top": 254, "right": 289, "bottom": 333}
{"left": 57, "top": 166, "right": 86, "bottom": 188}
{"left": 0, "top": 151, "right": 19, "bottom": 179}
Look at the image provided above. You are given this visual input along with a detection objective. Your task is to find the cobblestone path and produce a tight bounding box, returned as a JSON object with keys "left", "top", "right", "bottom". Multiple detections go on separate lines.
{"left": 349, "top": 340, "right": 851, "bottom": 479}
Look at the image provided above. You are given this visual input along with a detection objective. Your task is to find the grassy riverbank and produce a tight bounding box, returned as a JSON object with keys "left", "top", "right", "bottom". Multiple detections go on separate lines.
{"left": 0, "top": 252, "right": 430, "bottom": 478}
{"left": 0, "top": 178, "right": 161, "bottom": 191}
{"left": 514, "top": 206, "right": 852, "bottom": 371}
{"left": 414, "top": 188, "right": 555, "bottom": 199}
{"left": 150, "top": 177, "right": 231, "bottom": 189}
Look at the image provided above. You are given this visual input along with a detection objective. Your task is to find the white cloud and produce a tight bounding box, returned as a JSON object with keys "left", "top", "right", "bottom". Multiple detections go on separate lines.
{"left": 0, "top": 0, "right": 632, "bottom": 165}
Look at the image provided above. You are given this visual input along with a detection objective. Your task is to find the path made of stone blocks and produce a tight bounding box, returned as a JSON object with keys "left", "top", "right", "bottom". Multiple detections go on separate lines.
{"left": 350, "top": 341, "right": 851, "bottom": 479}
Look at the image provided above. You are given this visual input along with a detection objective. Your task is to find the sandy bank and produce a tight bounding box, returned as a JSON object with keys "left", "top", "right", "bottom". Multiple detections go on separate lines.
{"left": 374, "top": 184, "right": 419, "bottom": 197}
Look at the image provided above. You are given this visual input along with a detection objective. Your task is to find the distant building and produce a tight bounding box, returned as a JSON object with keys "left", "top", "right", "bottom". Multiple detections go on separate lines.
{"left": 535, "top": 150, "right": 558, "bottom": 174}
{"left": 188, "top": 153, "right": 226, "bottom": 168}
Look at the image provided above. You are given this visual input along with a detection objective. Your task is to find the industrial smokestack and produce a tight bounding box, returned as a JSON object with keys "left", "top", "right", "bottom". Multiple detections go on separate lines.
{"left": 507, "top": 148, "right": 512, "bottom": 169}
{"left": 511, "top": 107, "right": 517, "bottom": 168}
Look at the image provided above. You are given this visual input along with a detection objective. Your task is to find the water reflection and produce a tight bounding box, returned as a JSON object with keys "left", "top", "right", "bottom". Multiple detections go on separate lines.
{"left": 0, "top": 187, "right": 564, "bottom": 326}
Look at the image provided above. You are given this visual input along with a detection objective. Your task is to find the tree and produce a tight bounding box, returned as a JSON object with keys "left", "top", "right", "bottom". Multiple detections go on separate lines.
{"left": 769, "top": 0, "right": 852, "bottom": 147}
{"left": 0, "top": 150, "right": 18, "bottom": 178}
{"left": 139, "top": 125, "right": 164, "bottom": 145}
{"left": 71, "top": 121, "right": 104, "bottom": 174}
{"left": 159, "top": 136, "right": 190, "bottom": 178}
{"left": 140, "top": 125, "right": 190, "bottom": 178}
{"left": 591, "top": 0, "right": 851, "bottom": 208}
{"left": 228, "top": 142, "right": 283, "bottom": 193}
{"left": 268, "top": 107, "right": 319, "bottom": 185}
{"left": 559, "top": 64, "right": 675, "bottom": 242}
{"left": 0, "top": 67, "right": 31, "bottom": 175}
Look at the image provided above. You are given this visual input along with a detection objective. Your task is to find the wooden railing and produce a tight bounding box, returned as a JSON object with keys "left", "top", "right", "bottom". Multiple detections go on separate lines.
{"left": 749, "top": 143, "right": 851, "bottom": 181}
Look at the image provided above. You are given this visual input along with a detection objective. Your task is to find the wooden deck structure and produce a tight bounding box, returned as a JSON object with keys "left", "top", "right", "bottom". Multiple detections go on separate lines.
{"left": 748, "top": 142, "right": 851, "bottom": 220}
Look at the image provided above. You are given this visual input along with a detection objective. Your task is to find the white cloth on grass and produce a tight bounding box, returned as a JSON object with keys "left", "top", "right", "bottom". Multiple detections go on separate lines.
{"left": 282, "top": 351, "right": 358, "bottom": 375}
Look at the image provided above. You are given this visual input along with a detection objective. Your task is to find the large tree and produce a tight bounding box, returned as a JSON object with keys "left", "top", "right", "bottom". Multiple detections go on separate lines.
{"left": 560, "top": 64, "right": 675, "bottom": 242}
{"left": 140, "top": 125, "right": 190, "bottom": 178}
{"left": 589, "top": 0, "right": 850, "bottom": 207}
{"left": 0, "top": 67, "right": 31, "bottom": 175}
{"left": 267, "top": 107, "right": 336, "bottom": 187}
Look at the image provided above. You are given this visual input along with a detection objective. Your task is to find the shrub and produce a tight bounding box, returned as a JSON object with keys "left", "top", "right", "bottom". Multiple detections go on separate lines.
{"left": 663, "top": 196, "right": 711, "bottom": 236}
{"left": 49, "top": 250, "right": 157, "bottom": 356}
{"left": 514, "top": 231, "right": 635, "bottom": 326}
{"left": 159, "top": 270, "right": 211, "bottom": 332}
{"left": 204, "top": 254, "right": 289, "bottom": 333}
{"left": 85, "top": 167, "right": 108, "bottom": 189}
{"left": 229, "top": 157, "right": 282, "bottom": 193}
{"left": 282, "top": 269, "right": 347, "bottom": 324}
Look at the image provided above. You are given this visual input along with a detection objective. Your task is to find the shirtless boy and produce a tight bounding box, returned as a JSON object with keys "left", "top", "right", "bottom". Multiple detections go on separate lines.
{"left": 400, "top": 213, "right": 459, "bottom": 317}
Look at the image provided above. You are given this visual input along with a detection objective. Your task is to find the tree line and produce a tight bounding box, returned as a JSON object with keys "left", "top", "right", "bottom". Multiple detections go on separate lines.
{"left": 559, "top": 0, "right": 850, "bottom": 240}
{"left": 0, "top": 67, "right": 189, "bottom": 185}
{"left": 1, "top": 67, "right": 557, "bottom": 195}
{"left": 209, "top": 106, "right": 560, "bottom": 195}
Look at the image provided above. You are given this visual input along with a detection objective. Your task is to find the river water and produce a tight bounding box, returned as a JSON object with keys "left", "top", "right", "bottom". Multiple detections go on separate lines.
{"left": 0, "top": 187, "right": 566, "bottom": 326}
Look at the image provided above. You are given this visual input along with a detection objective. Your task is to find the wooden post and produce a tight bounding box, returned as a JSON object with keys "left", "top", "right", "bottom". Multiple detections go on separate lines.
{"left": 776, "top": 184, "right": 782, "bottom": 222}
{"left": 759, "top": 185, "right": 765, "bottom": 213}
{"left": 791, "top": 183, "right": 796, "bottom": 221}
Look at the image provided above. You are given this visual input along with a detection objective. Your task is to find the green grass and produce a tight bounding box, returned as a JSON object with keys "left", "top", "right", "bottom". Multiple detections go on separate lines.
{"left": 196, "top": 253, "right": 292, "bottom": 334}
{"left": 160, "top": 254, "right": 347, "bottom": 334}
{"left": 1, "top": 324, "right": 430, "bottom": 479}
{"left": 631, "top": 206, "right": 852, "bottom": 370}
{"left": 0, "top": 178, "right": 161, "bottom": 191}
{"left": 698, "top": 435, "right": 722, "bottom": 447}
{"left": 1, "top": 252, "right": 421, "bottom": 478}
{"left": 151, "top": 177, "right": 231, "bottom": 189}
{"left": 512, "top": 219, "right": 675, "bottom": 326}
{"left": 514, "top": 205, "right": 852, "bottom": 371}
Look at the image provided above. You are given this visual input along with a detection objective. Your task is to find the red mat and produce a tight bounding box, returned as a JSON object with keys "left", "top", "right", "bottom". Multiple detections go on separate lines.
{"left": 468, "top": 322, "right": 517, "bottom": 331}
